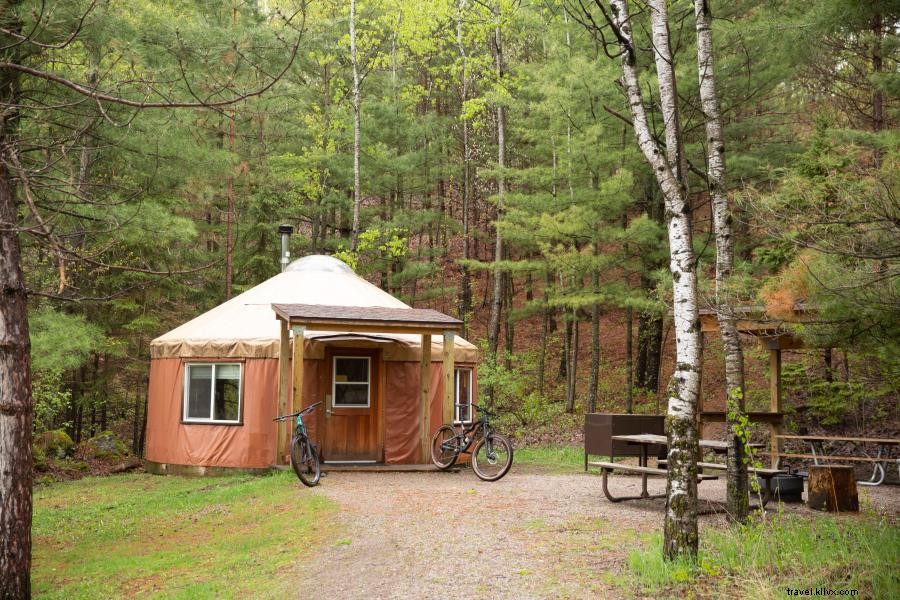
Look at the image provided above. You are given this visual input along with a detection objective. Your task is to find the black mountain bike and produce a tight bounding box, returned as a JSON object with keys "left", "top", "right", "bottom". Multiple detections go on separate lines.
{"left": 431, "top": 403, "right": 513, "bottom": 481}
{"left": 274, "top": 402, "right": 322, "bottom": 487}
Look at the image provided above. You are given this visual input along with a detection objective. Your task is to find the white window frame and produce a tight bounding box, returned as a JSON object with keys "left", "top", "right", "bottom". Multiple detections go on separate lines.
{"left": 182, "top": 362, "right": 243, "bottom": 424}
{"left": 454, "top": 367, "right": 473, "bottom": 424}
{"left": 332, "top": 356, "right": 371, "bottom": 408}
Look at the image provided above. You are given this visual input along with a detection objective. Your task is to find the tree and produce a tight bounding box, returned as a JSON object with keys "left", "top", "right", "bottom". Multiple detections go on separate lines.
{"left": 349, "top": 0, "right": 363, "bottom": 251}
{"left": 0, "top": 2, "right": 306, "bottom": 594}
{"left": 570, "top": 0, "right": 703, "bottom": 559}
{"left": 693, "top": 0, "right": 749, "bottom": 523}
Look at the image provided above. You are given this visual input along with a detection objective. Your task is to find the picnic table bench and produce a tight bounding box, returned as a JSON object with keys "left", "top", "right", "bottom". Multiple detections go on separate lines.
{"left": 589, "top": 460, "right": 718, "bottom": 502}
{"left": 658, "top": 459, "right": 787, "bottom": 506}
{"left": 591, "top": 434, "right": 726, "bottom": 503}
{"left": 773, "top": 435, "right": 899, "bottom": 486}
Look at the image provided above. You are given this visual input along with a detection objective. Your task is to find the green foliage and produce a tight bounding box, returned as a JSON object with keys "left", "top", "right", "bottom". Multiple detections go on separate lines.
{"left": 28, "top": 308, "right": 107, "bottom": 373}
{"left": 32, "top": 472, "right": 336, "bottom": 598}
{"left": 626, "top": 513, "right": 899, "bottom": 599}
{"left": 514, "top": 445, "right": 585, "bottom": 473}
{"left": 32, "top": 370, "right": 72, "bottom": 433}
{"left": 781, "top": 362, "right": 881, "bottom": 427}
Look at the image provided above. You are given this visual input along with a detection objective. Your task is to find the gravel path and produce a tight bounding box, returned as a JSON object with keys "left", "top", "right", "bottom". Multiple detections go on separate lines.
{"left": 299, "top": 467, "right": 900, "bottom": 599}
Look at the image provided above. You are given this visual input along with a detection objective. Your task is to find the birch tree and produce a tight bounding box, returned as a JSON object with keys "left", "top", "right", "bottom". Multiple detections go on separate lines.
{"left": 572, "top": 0, "right": 703, "bottom": 559}
{"left": 694, "top": 0, "right": 748, "bottom": 522}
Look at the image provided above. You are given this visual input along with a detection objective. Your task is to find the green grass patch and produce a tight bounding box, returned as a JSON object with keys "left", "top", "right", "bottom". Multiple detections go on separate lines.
{"left": 624, "top": 512, "right": 900, "bottom": 599}
{"left": 33, "top": 471, "right": 336, "bottom": 599}
{"left": 514, "top": 445, "right": 587, "bottom": 472}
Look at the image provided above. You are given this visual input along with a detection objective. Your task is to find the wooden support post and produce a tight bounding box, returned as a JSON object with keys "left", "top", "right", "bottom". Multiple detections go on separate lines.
{"left": 290, "top": 325, "right": 305, "bottom": 464}
{"left": 443, "top": 331, "right": 455, "bottom": 425}
{"left": 277, "top": 319, "right": 290, "bottom": 464}
{"left": 697, "top": 331, "right": 705, "bottom": 438}
{"left": 769, "top": 348, "right": 782, "bottom": 467}
{"left": 420, "top": 334, "right": 432, "bottom": 463}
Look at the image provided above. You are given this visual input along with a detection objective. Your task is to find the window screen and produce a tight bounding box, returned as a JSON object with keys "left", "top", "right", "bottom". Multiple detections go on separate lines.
{"left": 184, "top": 363, "right": 242, "bottom": 423}
{"left": 455, "top": 368, "right": 473, "bottom": 423}
{"left": 333, "top": 357, "right": 370, "bottom": 407}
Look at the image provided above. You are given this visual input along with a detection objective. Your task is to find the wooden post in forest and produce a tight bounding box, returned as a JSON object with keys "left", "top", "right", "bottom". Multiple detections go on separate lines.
{"left": 769, "top": 349, "right": 782, "bottom": 468}
{"left": 443, "top": 331, "right": 455, "bottom": 424}
{"left": 277, "top": 319, "right": 290, "bottom": 464}
{"left": 420, "top": 334, "right": 432, "bottom": 463}
{"left": 290, "top": 325, "right": 305, "bottom": 463}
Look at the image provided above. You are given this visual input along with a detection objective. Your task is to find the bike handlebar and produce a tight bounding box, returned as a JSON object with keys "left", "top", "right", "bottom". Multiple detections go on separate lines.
{"left": 273, "top": 401, "right": 322, "bottom": 422}
{"left": 469, "top": 403, "right": 499, "bottom": 419}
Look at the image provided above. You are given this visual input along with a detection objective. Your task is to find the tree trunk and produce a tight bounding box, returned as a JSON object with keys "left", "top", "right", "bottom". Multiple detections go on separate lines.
{"left": 694, "top": 0, "right": 748, "bottom": 523}
{"left": 609, "top": 0, "right": 702, "bottom": 561}
{"left": 504, "top": 273, "right": 514, "bottom": 368}
{"left": 538, "top": 269, "right": 552, "bottom": 396}
{"left": 0, "top": 153, "right": 33, "bottom": 600}
{"left": 487, "top": 4, "right": 506, "bottom": 364}
{"left": 225, "top": 111, "right": 235, "bottom": 299}
{"left": 349, "top": 0, "right": 362, "bottom": 251}
{"left": 457, "top": 1, "right": 472, "bottom": 336}
{"left": 625, "top": 307, "right": 634, "bottom": 413}
{"left": 588, "top": 268, "right": 600, "bottom": 414}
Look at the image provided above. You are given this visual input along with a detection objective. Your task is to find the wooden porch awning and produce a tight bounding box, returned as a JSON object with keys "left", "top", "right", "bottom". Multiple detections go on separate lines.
{"left": 272, "top": 303, "right": 462, "bottom": 334}
{"left": 271, "top": 302, "right": 462, "bottom": 465}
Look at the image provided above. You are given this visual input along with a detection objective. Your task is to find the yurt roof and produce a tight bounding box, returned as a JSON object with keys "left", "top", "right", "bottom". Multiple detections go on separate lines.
{"left": 150, "top": 255, "right": 478, "bottom": 361}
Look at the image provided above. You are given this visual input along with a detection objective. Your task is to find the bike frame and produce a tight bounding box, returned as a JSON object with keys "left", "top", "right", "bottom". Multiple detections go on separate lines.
{"left": 445, "top": 408, "right": 495, "bottom": 456}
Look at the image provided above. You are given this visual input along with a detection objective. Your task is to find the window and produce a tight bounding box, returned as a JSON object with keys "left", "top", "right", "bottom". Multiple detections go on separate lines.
{"left": 455, "top": 368, "right": 473, "bottom": 423}
{"left": 333, "top": 357, "right": 370, "bottom": 407}
{"left": 183, "top": 363, "right": 242, "bottom": 423}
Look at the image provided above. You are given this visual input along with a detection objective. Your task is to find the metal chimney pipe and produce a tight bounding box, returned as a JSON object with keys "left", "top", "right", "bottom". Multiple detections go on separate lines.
{"left": 278, "top": 224, "right": 294, "bottom": 272}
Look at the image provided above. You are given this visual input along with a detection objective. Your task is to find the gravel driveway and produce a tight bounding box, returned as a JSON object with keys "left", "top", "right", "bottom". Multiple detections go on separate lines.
{"left": 298, "top": 467, "right": 900, "bottom": 599}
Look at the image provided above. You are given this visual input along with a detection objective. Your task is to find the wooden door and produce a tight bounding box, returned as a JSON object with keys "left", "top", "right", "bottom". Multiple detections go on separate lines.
{"left": 322, "top": 347, "right": 382, "bottom": 462}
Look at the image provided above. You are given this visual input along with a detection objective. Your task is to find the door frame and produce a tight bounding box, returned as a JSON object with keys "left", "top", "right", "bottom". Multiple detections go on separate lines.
{"left": 322, "top": 346, "right": 384, "bottom": 463}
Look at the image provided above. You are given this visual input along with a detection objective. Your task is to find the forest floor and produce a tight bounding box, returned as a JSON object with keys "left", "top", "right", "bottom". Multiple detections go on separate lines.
{"left": 32, "top": 450, "right": 899, "bottom": 599}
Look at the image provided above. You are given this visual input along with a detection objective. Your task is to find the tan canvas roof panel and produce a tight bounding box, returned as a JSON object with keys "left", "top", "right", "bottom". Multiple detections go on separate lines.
{"left": 150, "top": 255, "right": 478, "bottom": 361}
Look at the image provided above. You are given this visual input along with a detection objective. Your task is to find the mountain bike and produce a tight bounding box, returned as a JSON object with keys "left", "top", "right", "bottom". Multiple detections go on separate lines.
{"left": 431, "top": 403, "right": 513, "bottom": 481}
{"left": 274, "top": 402, "right": 322, "bottom": 487}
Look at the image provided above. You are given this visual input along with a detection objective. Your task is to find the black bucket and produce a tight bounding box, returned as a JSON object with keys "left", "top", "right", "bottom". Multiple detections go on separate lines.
{"left": 759, "top": 474, "right": 804, "bottom": 502}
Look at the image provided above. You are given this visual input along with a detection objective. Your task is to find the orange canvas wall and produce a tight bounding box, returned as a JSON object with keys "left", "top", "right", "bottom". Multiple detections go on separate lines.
{"left": 145, "top": 357, "right": 279, "bottom": 468}
{"left": 146, "top": 356, "right": 477, "bottom": 469}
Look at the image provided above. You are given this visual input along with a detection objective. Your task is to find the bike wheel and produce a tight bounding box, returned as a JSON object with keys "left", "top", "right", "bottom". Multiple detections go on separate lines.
{"left": 471, "top": 433, "right": 513, "bottom": 482}
{"left": 431, "top": 425, "right": 461, "bottom": 470}
{"left": 290, "top": 436, "right": 321, "bottom": 487}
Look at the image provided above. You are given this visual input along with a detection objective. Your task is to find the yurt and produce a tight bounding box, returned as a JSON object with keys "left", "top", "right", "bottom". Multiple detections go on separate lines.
{"left": 145, "top": 255, "right": 478, "bottom": 473}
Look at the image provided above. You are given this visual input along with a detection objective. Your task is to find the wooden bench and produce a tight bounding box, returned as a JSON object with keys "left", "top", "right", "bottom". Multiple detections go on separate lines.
{"left": 773, "top": 435, "right": 899, "bottom": 486}
{"left": 589, "top": 461, "right": 718, "bottom": 503}
{"left": 658, "top": 460, "right": 787, "bottom": 507}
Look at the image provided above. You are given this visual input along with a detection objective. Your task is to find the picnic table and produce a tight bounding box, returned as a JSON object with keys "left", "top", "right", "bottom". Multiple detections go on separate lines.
{"left": 774, "top": 435, "right": 899, "bottom": 486}
{"left": 590, "top": 434, "right": 782, "bottom": 504}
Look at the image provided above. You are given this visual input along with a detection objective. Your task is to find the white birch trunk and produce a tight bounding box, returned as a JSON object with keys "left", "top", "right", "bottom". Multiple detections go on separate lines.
{"left": 609, "top": 0, "right": 701, "bottom": 560}
{"left": 350, "top": 0, "right": 362, "bottom": 252}
{"left": 694, "top": 0, "right": 748, "bottom": 521}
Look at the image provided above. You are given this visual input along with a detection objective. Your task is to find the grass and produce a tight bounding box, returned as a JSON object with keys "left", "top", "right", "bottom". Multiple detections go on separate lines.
{"left": 625, "top": 511, "right": 900, "bottom": 599}
{"left": 514, "top": 445, "right": 588, "bottom": 473}
{"left": 32, "top": 471, "right": 336, "bottom": 599}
